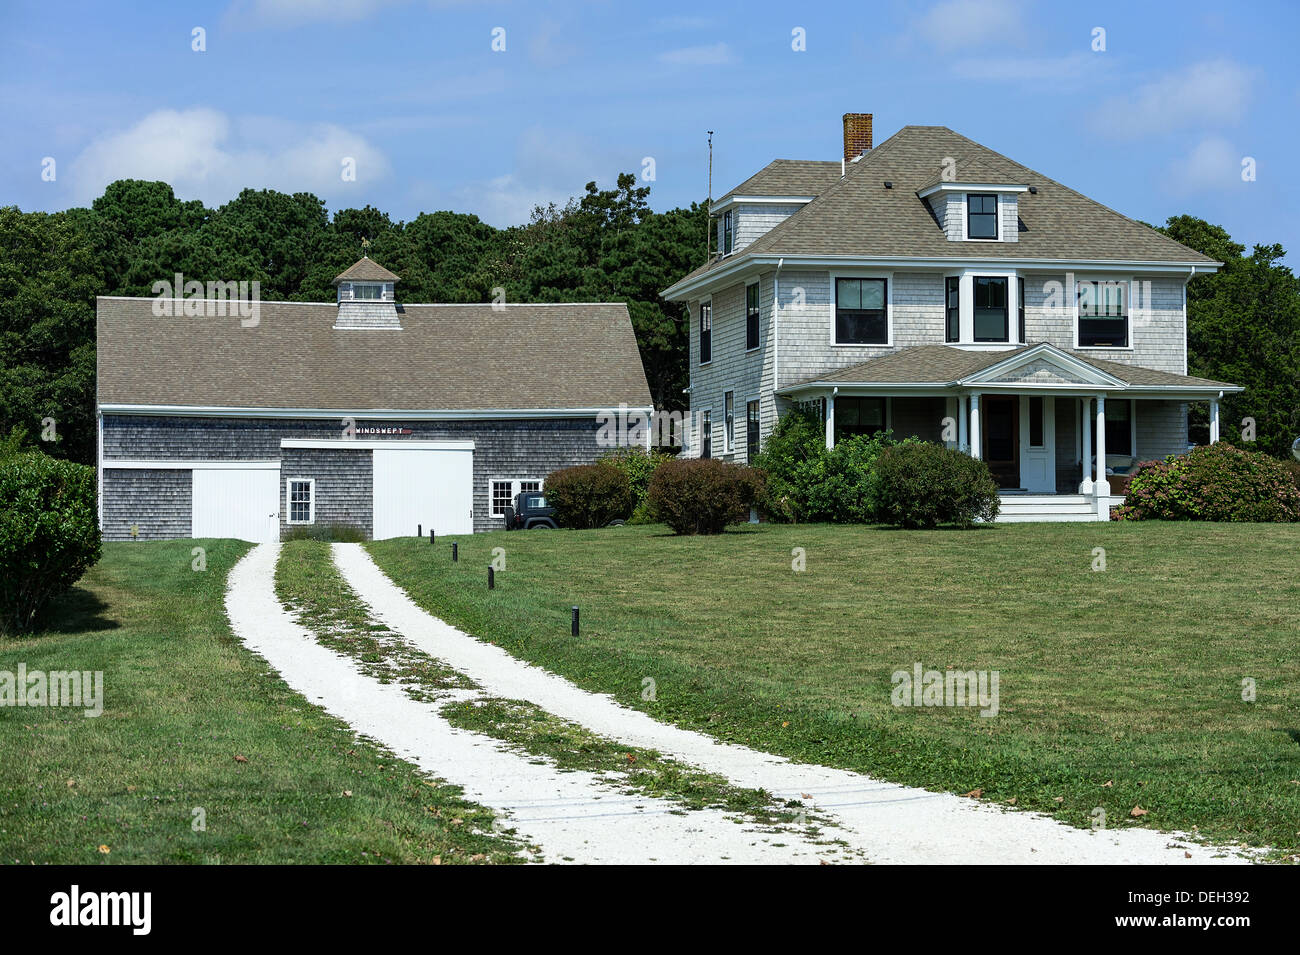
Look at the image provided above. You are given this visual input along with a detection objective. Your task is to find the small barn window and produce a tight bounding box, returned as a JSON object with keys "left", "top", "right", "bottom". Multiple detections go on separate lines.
{"left": 287, "top": 479, "right": 315, "bottom": 524}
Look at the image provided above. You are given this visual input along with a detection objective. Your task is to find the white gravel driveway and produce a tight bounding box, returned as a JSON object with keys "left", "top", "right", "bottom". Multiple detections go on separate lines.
{"left": 224, "top": 543, "right": 858, "bottom": 864}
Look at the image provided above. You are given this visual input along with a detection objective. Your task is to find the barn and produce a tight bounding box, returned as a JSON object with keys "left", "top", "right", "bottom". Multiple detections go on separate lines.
{"left": 95, "top": 257, "right": 652, "bottom": 541}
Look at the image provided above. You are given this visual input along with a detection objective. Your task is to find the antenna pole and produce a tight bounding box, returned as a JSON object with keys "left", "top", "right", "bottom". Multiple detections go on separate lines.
{"left": 707, "top": 130, "right": 714, "bottom": 258}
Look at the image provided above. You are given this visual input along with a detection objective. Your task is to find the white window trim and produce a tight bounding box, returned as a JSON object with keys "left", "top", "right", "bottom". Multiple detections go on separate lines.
{"left": 698, "top": 299, "right": 712, "bottom": 365}
{"left": 744, "top": 283, "right": 761, "bottom": 352}
{"left": 962, "top": 192, "right": 1001, "bottom": 242}
{"left": 829, "top": 271, "right": 893, "bottom": 348}
{"left": 490, "top": 477, "right": 544, "bottom": 515}
{"left": 1073, "top": 275, "right": 1136, "bottom": 352}
{"left": 286, "top": 478, "right": 315, "bottom": 525}
{"left": 723, "top": 391, "right": 735, "bottom": 453}
{"left": 951, "top": 270, "right": 1018, "bottom": 346}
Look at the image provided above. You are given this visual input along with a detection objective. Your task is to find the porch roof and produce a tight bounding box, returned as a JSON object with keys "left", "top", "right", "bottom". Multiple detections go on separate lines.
{"left": 778, "top": 343, "right": 1242, "bottom": 398}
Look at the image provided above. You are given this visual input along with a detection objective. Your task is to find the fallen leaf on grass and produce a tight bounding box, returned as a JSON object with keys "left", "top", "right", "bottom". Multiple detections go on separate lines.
{"left": 962, "top": 789, "right": 983, "bottom": 799}
{"left": 1053, "top": 796, "right": 1064, "bottom": 803}
{"left": 625, "top": 753, "right": 637, "bottom": 764}
{"left": 1130, "top": 805, "right": 1148, "bottom": 818}
{"left": 343, "top": 790, "right": 352, "bottom": 797}
{"left": 1101, "top": 780, "right": 1113, "bottom": 788}
{"left": 97, "top": 845, "right": 110, "bottom": 854}
{"left": 233, "top": 754, "right": 248, "bottom": 763}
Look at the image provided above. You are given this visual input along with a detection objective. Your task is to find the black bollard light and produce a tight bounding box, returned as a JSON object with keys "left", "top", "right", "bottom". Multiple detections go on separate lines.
{"left": 571, "top": 605, "right": 580, "bottom": 636}
{"left": 452, "top": 542, "right": 458, "bottom": 562}
{"left": 417, "top": 523, "right": 422, "bottom": 538}
{"left": 429, "top": 529, "right": 435, "bottom": 545}
{"left": 488, "top": 566, "right": 495, "bottom": 589}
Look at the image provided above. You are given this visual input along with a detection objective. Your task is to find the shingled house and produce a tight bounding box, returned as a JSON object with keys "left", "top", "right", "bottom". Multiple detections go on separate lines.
{"left": 664, "top": 114, "right": 1242, "bottom": 520}
{"left": 96, "top": 257, "right": 652, "bottom": 541}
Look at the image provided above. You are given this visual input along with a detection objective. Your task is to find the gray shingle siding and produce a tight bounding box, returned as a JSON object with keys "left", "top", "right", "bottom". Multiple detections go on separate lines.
{"left": 102, "top": 468, "right": 191, "bottom": 542}
{"left": 279, "top": 447, "right": 372, "bottom": 538}
{"left": 102, "top": 413, "right": 607, "bottom": 538}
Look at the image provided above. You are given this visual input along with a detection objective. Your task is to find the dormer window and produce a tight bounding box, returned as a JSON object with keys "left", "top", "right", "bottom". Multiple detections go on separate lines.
{"left": 967, "top": 194, "right": 998, "bottom": 239}
{"left": 722, "top": 211, "right": 734, "bottom": 254}
{"left": 338, "top": 281, "right": 392, "bottom": 302}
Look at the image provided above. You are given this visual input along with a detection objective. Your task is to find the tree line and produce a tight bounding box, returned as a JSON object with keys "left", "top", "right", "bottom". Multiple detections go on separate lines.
{"left": 0, "top": 179, "right": 1295, "bottom": 465}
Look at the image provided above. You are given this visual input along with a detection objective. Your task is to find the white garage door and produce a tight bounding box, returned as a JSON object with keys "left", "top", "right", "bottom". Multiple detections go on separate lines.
{"left": 372, "top": 446, "right": 474, "bottom": 539}
{"left": 192, "top": 466, "right": 281, "bottom": 543}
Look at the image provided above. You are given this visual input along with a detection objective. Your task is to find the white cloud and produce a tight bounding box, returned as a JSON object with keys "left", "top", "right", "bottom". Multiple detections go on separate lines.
{"left": 67, "top": 108, "right": 389, "bottom": 206}
{"left": 446, "top": 125, "right": 620, "bottom": 227}
{"left": 1091, "top": 59, "right": 1252, "bottom": 139}
{"left": 658, "top": 42, "right": 735, "bottom": 67}
{"left": 917, "top": 0, "right": 1028, "bottom": 52}
{"left": 1166, "top": 136, "right": 1245, "bottom": 194}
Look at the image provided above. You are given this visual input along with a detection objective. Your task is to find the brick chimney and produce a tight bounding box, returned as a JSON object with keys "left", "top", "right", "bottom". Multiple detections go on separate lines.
{"left": 842, "top": 113, "right": 873, "bottom": 162}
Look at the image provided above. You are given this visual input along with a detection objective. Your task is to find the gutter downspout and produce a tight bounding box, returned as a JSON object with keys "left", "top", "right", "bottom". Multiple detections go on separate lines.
{"left": 1184, "top": 265, "right": 1195, "bottom": 376}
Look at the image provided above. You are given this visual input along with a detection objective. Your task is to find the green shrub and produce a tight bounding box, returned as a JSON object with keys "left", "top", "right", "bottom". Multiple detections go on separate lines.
{"left": 0, "top": 451, "right": 102, "bottom": 634}
{"left": 598, "top": 447, "right": 674, "bottom": 524}
{"left": 282, "top": 522, "right": 368, "bottom": 542}
{"left": 872, "top": 442, "right": 1001, "bottom": 529}
{"left": 544, "top": 462, "right": 636, "bottom": 529}
{"left": 1116, "top": 443, "right": 1300, "bottom": 522}
{"left": 647, "top": 458, "right": 765, "bottom": 535}
{"left": 753, "top": 407, "right": 911, "bottom": 523}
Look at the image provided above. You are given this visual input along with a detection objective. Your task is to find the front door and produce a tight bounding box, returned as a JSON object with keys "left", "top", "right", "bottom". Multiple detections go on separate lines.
{"left": 1018, "top": 395, "right": 1056, "bottom": 493}
{"left": 982, "top": 396, "right": 1019, "bottom": 489}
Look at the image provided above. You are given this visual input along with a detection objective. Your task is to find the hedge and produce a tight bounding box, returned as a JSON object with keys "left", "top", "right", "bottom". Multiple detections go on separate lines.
{"left": 1116, "top": 443, "right": 1300, "bottom": 522}
{"left": 647, "top": 458, "right": 765, "bottom": 535}
{"left": 0, "top": 451, "right": 102, "bottom": 634}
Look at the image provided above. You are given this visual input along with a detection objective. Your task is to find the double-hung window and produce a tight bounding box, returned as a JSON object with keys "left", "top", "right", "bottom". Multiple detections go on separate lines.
{"left": 834, "top": 277, "right": 888, "bottom": 345}
{"left": 491, "top": 479, "right": 542, "bottom": 516}
{"left": 1078, "top": 280, "right": 1129, "bottom": 347}
{"left": 745, "top": 284, "right": 760, "bottom": 350}
{"left": 724, "top": 392, "right": 735, "bottom": 452}
{"left": 967, "top": 193, "right": 998, "bottom": 239}
{"left": 699, "top": 301, "right": 712, "bottom": 363}
{"left": 287, "top": 479, "right": 315, "bottom": 524}
{"left": 833, "top": 397, "right": 886, "bottom": 444}
{"left": 945, "top": 276, "right": 960, "bottom": 342}
{"left": 1017, "top": 277, "right": 1026, "bottom": 344}
{"left": 1089, "top": 399, "right": 1133, "bottom": 456}
{"left": 746, "top": 400, "right": 760, "bottom": 459}
{"left": 973, "top": 276, "right": 1009, "bottom": 342}
{"left": 722, "top": 211, "right": 733, "bottom": 254}
{"left": 700, "top": 410, "right": 712, "bottom": 459}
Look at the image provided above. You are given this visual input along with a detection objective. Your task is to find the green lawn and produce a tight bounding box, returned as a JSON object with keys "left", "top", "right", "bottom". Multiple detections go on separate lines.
{"left": 368, "top": 521, "right": 1300, "bottom": 857}
{"left": 0, "top": 540, "right": 522, "bottom": 864}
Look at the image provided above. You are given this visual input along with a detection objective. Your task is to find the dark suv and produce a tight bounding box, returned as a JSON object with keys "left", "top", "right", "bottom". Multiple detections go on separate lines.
{"left": 503, "top": 491, "right": 557, "bottom": 529}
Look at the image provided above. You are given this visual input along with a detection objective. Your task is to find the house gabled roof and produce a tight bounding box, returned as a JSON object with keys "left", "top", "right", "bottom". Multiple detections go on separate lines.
{"left": 333, "top": 256, "right": 401, "bottom": 285}
{"left": 666, "top": 126, "right": 1218, "bottom": 299}
{"left": 778, "top": 344, "right": 1241, "bottom": 395}
{"left": 97, "top": 299, "right": 652, "bottom": 412}
{"left": 717, "top": 159, "right": 843, "bottom": 202}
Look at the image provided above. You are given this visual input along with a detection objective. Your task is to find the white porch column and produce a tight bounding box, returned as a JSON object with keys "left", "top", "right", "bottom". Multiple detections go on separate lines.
{"left": 824, "top": 390, "right": 836, "bottom": 450}
{"left": 1209, "top": 397, "right": 1221, "bottom": 444}
{"left": 1079, "top": 397, "right": 1093, "bottom": 494}
{"left": 969, "top": 393, "right": 981, "bottom": 460}
{"left": 1095, "top": 393, "right": 1110, "bottom": 518}
{"left": 958, "top": 394, "right": 969, "bottom": 454}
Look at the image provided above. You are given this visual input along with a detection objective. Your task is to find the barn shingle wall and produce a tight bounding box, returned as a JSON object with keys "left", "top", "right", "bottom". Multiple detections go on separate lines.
{"left": 102, "top": 468, "right": 191, "bottom": 542}
{"left": 102, "top": 414, "right": 608, "bottom": 537}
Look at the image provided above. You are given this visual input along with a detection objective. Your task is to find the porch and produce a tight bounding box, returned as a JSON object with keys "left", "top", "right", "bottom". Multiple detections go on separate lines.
{"left": 777, "top": 343, "right": 1243, "bottom": 523}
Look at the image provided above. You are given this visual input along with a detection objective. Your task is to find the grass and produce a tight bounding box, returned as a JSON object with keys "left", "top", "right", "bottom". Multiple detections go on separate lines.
{"left": 275, "top": 540, "right": 829, "bottom": 833}
{"left": 368, "top": 521, "right": 1300, "bottom": 858}
{"left": 0, "top": 540, "right": 524, "bottom": 864}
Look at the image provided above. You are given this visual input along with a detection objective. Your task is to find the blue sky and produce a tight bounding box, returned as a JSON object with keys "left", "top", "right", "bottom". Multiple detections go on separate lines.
{"left": 2, "top": 0, "right": 1297, "bottom": 263}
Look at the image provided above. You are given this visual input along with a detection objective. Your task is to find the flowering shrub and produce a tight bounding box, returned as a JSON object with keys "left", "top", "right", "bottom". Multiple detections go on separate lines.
{"left": 1115, "top": 443, "right": 1300, "bottom": 522}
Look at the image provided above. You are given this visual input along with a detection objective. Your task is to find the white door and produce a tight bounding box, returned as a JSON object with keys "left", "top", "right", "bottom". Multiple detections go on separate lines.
{"left": 372, "top": 447, "right": 473, "bottom": 539}
{"left": 1019, "top": 395, "right": 1056, "bottom": 493}
{"left": 192, "top": 467, "right": 280, "bottom": 542}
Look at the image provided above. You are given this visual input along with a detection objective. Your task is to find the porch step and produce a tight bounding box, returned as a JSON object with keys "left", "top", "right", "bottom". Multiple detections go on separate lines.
{"left": 996, "top": 493, "right": 1102, "bottom": 522}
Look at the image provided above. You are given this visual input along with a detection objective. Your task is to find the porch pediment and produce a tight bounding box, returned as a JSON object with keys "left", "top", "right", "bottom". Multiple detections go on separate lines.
{"left": 959, "top": 344, "right": 1126, "bottom": 390}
